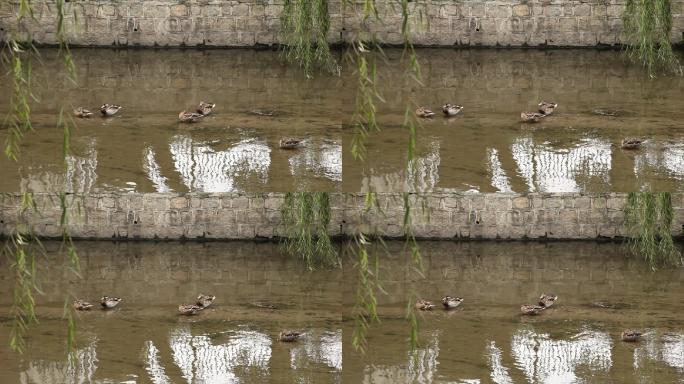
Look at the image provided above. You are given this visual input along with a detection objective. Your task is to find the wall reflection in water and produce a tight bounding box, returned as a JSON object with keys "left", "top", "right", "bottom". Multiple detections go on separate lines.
{"left": 20, "top": 339, "right": 98, "bottom": 384}
{"left": 169, "top": 135, "right": 271, "bottom": 192}
{"left": 511, "top": 137, "right": 612, "bottom": 193}
{"left": 511, "top": 328, "right": 612, "bottom": 383}
{"left": 167, "top": 326, "right": 272, "bottom": 382}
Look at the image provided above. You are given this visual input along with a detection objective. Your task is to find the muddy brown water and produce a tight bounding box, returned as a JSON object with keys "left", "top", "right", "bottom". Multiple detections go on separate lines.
{"left": 0, "top": 241, "right": 682, "bottom": 383}
{"left": 1, "top": 48, "right": 683, "bottom": 193}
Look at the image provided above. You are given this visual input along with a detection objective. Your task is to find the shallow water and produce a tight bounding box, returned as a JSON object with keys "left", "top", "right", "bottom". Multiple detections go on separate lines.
{"left": 0, "top": 241, "right": 682, "bottom": 383}
{"left": 1, "top": 48, "right": 683, "bottom": 193}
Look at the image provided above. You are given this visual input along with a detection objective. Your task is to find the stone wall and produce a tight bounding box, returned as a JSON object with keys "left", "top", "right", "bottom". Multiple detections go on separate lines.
{"left": 1, "top": 193, "right": 683, "bottom": 240}
{"left": 1, "top": 1, "right": 682, "bottom": 47}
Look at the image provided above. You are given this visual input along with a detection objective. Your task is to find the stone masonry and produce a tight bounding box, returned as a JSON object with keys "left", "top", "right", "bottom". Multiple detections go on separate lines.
{"left": 1, "top": 193, "right": 683, "bottom": 240}
{"left": 0, "top": 1, "right": 682, "bottom": 47}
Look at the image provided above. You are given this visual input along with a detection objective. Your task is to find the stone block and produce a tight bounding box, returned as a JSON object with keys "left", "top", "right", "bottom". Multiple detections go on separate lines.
{"left": 574, "top": 4, "right": 591, "bottom": 17}
{"left": 98, "top": 4, "right": 116, "bottom": 18}
{"left": 170, "top": 4, "right": 188, "bottom": 17}
{"left": 513, "top": 4, "right": 530, "bottom": 17}
{"left": 512, "top": 196, "right": 529, "bottom": 209}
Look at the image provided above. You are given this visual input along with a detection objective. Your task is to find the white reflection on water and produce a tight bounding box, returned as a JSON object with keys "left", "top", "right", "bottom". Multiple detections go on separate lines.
{"left": 634, "top": 142, "right": 684, "bottom": 181}
{"left": 287, "top": 139, "right": 342, "bottom": 183}
{"left": 289, "top": 330, "right": 343, "bottom": 371}
{"left": 145, "top": 341, "right": 172, "bottom": 384}
{"left": 169, "top": 135, "right": 271, "bottom": 192}
{"left": 362, "top": 140, "right": 441, "bottom": 192}
{"left": 486, "top": 341, "right": 513, "bottom": 384}
{"left": 168, "top": 326, "right": 271, "bottom": 383}
{"left": 634, "top": 332, "right": 684, "bottom": 372}
{"left": 20, "top": 138, "right": 98, "bottom": 194}
{"left": 19, "top": 339, "right": 98, "bottom": 384}
{"left": 361, "top": 331, "right": 441, "bottom": 384}
{"left": 143, "top": 147, "right": 172, "bottom": 193}
{"left": 512, "top": 137, "right": 612, "bottom": 192}
{"left": 487, "top": 148, "right": 513, "bottom": 193}
{"left": 511, "top": 328, "right": 612, "bottom": 383}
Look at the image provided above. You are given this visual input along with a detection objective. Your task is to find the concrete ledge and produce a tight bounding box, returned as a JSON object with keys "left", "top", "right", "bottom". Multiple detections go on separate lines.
{"left": 1, "top": 0, "right": 682, "bottom": 47}
{"left": 1, "top": 193, "right": 682, "bottom": 240}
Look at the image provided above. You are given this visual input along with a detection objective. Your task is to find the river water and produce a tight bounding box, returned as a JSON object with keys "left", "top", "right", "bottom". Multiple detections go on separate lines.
{"left": 1, "top": 48, "right": 683, "bottom": 193}
{"left": 0, "top": 241, "right": 682, "bottom": 383}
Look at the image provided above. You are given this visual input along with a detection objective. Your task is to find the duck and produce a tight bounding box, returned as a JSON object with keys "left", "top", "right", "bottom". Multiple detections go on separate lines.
{"left": 178, "top": 111, "right": 204, "bottom": 123}
{"left": 197, "top": 101, "right": 216, "bottom": 116}
{"left": 415, "top": 299, "right": 436, "bottom": 311}
{"left": 442, "top": 296, "right": 464, "bottom": 309}
{"left": 538, "top": 101, "right": 558, "bottom": 115}
{"left": 279, "top": 138, "right": 304, "bottom": 149}
{"left": 73, "top": 107, "right": 93, "bottom": 118}
{"left": 73, "top": 299, "right": 93, "bottom": 311}
{"left": 520, "top": 112, "right": 546, "bottom": 123}
{"left": 100, "top": 104, "right": 122, "bottom": 117}
{"left": 520, "top": 304, "right": 545, "bottom": 316}
{"left": 442, "top": 104, "right": 463, "bottom": 117}
{"left": 196, "top": 294, "right": 216, "bottom": 309}
{"left": 621, "top": 329, "right": 643, "bottom": 342}
{"left": 538, "top": 294, "right": 558, "bottom": 308}
{"left": 100, "top": 296, "right": 122, "bottom": 309}
{"left": 621, "top": 137, "right": 645, "bottom": 150}
{"left": 279, "top": 330, "right": 303, "bottom": 342}
{"left": 178, "top": 304, "right": 203, "bottom": 316}
{"left": 416, "top": 107, "right": 436, "bottom": 118}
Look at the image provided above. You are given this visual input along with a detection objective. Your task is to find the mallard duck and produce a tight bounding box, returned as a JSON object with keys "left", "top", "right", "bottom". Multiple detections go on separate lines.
{"left": 73, "top": 107, "right": 93, "bottom": 118}
{"left": 621, "top": 137, "right": 645, "bottom": 150}
{"left": 100, "top": 104, "right": 122, "bottom": 117}
{"left": 442, "top": 296, "right": 464, "bottom": 309}
{"left": 100, "top": 296, "right": 122, "bottom": 309}
{"left": 73, "top": 299, "right": 93, "bottom": 311}
{"left": 538, "top": 294, "right": 558, "bottom": 308}
{"left": 178, "top": 304, "right": 203, "bottom": 316}
{"left": 415, "top": 299, "right": 435, "bottom": 311}
{"left": 279, "top": 138, "right": 304, "bottom": 149}
{"left": 520, "top": 112, "right": 546, "bottom": 123}
{"left": 197, "top": 101, "right": 216, "bottom": 116}
{"left": 621, "top": 329, "right": 643, "bottom": 342}
{"left": 520, "top": 304, "right": 545, "bottom": 316}
{"left": 196, "top": 294, "right": 215, "bottom": 309}
{"left": 538, "top": 101, "right": 558, "bottom": 115}
{"left": 279, "top": 330, "right": 303, "bottom": 342}
{"left": 178, "top": 111, "right": 204, "bottom": 123}
{"left": 416, "top": 107, "right": 436, "bottom": 118}
{"left": 442, "top": 104, "right": 463, "bottom": 117}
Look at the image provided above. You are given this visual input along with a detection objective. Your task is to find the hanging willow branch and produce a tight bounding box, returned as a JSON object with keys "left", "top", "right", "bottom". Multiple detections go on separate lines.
{"left": 280, "top": 0, "right": 339, "bottom": 77}
{"left": 624, "top": 192, "right": 682, "bottom": 268}
{"left": 622, "top": 0, "right": 682, "bottom": 76}
{"left": 281, "top": 192, "right": 340, "bottom": 270}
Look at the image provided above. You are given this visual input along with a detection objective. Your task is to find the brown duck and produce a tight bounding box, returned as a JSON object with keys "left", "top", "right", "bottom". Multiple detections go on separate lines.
{"left": 621, "top": 330, "right": 643, "bottom": 342}
{"left": 196, "top": 294, "right": 215, "bottom": 309}
{"left": 73, "top": 299, "right": 93, "bottom": 311}
{"left": 621, "top": 138, "right": 645, "bottom": 150}
{"left": 416, "top": 107, "right": 436, "bottom": 118}
{"left": 415, "top": 299, "right": 436, "bottom": 311}
{"left": 521, "top": 304, "right": 545, "bottom": 316}
{"left": 538, "top": 101, "right": 558, "bottom": 115}
{"left": 197, "top": 101, "right": 216, "bottom": 116}
{"left": 520, "top": 112, "right": 546, "bottom": 123}
{"left": 538, "top": 294, "right": 558, "bottom": 308}
{"left": 279, "top": 330, "right": 303, "bottom": 342}
{"left": 73, "top": 107, "right": 93, "bottom": 118}
{"left": 178, "top": 304, "right": 203, "bottom": 316}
